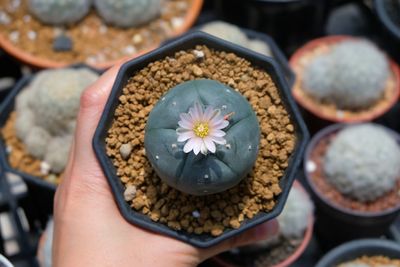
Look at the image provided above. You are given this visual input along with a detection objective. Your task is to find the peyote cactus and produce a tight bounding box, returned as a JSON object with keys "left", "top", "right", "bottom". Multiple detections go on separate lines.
{"left": 15, "top": 68, "right": 99, "bottom": 174}
{"left": 303, "top": 39, "right": 390, "bottom": 110}
{"left": 200, "top": 21, "right": 272, "bottom": 56}
{"left": 27, "top": 0, "right": 91, "bottom": 25}
{"left": 324, "top": 124, "right": 400, "bottom": 202}
{"left": 144, "top": 79, "right": 260, "bottom": 196}
{"left": 94, "top": 0, "right": 161, "bottom": 28}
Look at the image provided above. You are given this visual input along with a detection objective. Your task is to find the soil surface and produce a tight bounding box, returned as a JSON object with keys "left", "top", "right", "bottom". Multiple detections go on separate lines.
{"left": 0, "top": 0, "right": 192, "bottom": 65}
{"left": 307, "top": 131, "right": 400, "bottom": 213}
{"left": 106, "top": 45, "right": 296, "bottom": 236}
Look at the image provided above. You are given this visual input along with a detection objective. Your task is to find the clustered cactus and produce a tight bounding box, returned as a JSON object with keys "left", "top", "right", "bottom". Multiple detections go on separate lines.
{"left": 144, "top": 79, "right": 260, "bottom": 196}
{"left": 303, "top": 39, "right": 390, "bottom": 110}
{"left": 15, "top": 68, "right": 99, "bottom": 173}
{"left": 94, "top": 0, "right": 162, "bottom": 28}
{"left": 27, "top": 0, "right": 92, "bottom": 25}
{"left": 324, "top": 124, "right": 400, "bottom": 202}
{"left": 200, "top": 21, "right": 272, "bottom": 56}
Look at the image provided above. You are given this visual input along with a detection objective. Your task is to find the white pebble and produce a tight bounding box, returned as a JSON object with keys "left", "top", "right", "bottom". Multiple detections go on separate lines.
{"left": 27, "top": 31, "right": 36, "bottom": 40}
{"left": 171, "top": 17, "right": 184, "bottom": 29}
{"left": 192, "top": 210, "right": 200, "bottom": 218}
{"left": 0, "top": 11, "right": 11, "bottom": 25}
{"left": 123, "top": 45, "right": 136, "bottom": 55}
{"left": 99, "top": 25, "right": 107, "bottom": 34}
{"left": 193, "top": 50, "right": 204, "bottom": 59}
{"left": 124, "top": 185, "right": 137, "bottom": 201}
{"left": 306, "top": 160, "right": 317, "bottom": 173}
{"left": 6, "top": 146, "right": 12, "bottom": 153}
{"left": 23, "top": 15, "right": 31, "bottom": 23}
{"left": 119, "top": 143, "right": 133, "bottom": 160}
{"left": 40, "top": 161, "right": 51, "bottom": 175}
{"left": 9, "top": 31, "right": 19, "bottom": 43}
{"left": 8, "top": 0, "right": 20, "bottom": 12}
{"left": 336, "top": 110, "right": 344, "bottom": 119}
{"left": 132, "top": 34, "right": 143, "bottom": 44}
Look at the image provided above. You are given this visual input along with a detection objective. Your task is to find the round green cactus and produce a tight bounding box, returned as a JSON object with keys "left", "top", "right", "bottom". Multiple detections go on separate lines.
{"left": 27, "top": 0, "right": 91, "bottom": 25}
{"left": 144, "top": 79, "right": 260, "bottom": 196}
{"left": 94, "top": 0, "right": 161, "bottom": 28}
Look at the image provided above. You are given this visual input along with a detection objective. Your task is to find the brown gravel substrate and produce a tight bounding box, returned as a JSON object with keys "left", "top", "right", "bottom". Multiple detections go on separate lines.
{"left": 0, "top": 0, "right": 191, "bottom": 65}
{"left": 1, "top": 112, "right": 62, "bottom": 185}
{"left": 291, "top": 40, "right": 398, "bottom": 121}
{"left": 106, "top": 45, "right": 296, "bottom": 236}
{"left": 338, "top": 256, "right": 400, "bottom": 267}
{"left": 218, "top": 236, "right": 302, "bottom": 267}
{"left": 307, "top": 132, "right": 400, "bottom": 212}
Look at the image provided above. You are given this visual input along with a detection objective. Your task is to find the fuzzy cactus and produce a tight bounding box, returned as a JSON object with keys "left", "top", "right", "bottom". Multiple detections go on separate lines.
{"left": 200, "top": 21, "right": 272, "bottom": 56}
{"left": 144, "top": 79, "right": 260, "bottom": 196}
{"left": 94, "top": 0, "right": 161, "bottom": 28}
{"left": 303, "top": 39, "right": 390, "bottom": 110}
{"left": 15, "top": 68, "right": 99, "bottom": 174}
{"left": 27, "top": 0, "right": 91, "bottom": 25}
{"left": 324, "top": 124, "right": 400, "bottom": 202}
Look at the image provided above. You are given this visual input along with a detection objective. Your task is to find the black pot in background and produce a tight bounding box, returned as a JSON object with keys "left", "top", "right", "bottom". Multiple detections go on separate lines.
{"left": 316, "top": 239, "right": 400, "bottom": 267}
{"left": 373, "top": 0, "right": 400, "bottom": 43}
{"left": 93, "top": 31, "right": 309, "bottom": 248}
{"left": 304, "top": 123, "right": 400, "bottom": 250}
{"left": 0, "top": 64, "right": 101, "bottom": 231}
{"left": 212, "top": 0, "right": 328, "bottom": 54}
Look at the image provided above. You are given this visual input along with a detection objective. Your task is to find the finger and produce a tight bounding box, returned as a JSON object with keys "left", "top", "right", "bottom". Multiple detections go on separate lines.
{"left": 199, "top": 220, "right": 279, "bottom": 261}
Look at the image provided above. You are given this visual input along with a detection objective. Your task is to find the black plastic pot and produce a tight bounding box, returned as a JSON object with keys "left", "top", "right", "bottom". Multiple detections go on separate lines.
{"left": 212, "top": 0, "right": 328, "bottom": 53}
{"left": 93, "top": 31, "right": 309, "bottom": 248}
{"left": 0, "top": 64, "right": 101, "bottom": 230}
{"left": 304, "top": 123, "right": 400, "bottom": 249}
{"left": 165, "top": 26, "right": 295, "bottom": 87}
{"left": 374, "top": 0, "right": 400, "bottom": 43}
{"left": 316, "top": 239, "right": 400, "bottom": 267}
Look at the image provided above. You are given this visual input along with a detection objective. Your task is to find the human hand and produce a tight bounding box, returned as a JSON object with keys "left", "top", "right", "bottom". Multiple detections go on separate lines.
{"left": 53, "top": 65, "right": 279, "bottom": 267}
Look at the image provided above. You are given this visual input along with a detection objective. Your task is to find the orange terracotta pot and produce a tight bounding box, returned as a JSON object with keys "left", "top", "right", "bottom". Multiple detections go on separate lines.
{"left": 290, "top": 35, "right": 400, "bottom": 123}
{"left": 0, "top": 0, "right": 203, "bottom": 70}
{"left": 212, "top": 181, "right": 314, "bottom": 267}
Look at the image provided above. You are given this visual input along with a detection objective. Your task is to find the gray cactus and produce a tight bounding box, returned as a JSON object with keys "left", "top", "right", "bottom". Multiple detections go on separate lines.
{"left": 94, "top": 0, "right": 161, "bottom": 28}
{"left": 27, "top": 0, "right": 92, "bottom": 25}
{"left": 303, "top": 39, "right": 390, "bottom": 110}
{"left": 324, "top": 124, "right": 400, "bottom": 202}
{"left": 14, "top": 68, "right": 99, "bottom": 173}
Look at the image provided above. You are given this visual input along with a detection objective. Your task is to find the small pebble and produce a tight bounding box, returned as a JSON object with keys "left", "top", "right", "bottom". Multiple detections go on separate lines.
{"left": 0, "top": 11, "right": 11, "bottom": 25}
{"left": 119, "top": 143, "right": 133, "bottom": 160}
{"left": 192, "top": 65, "right": 203, "bottom": 76}
{"left": 124, "top": 185, "right": 137, "bottom": 201}
{"left": 9, "top": 31, "right": 19, "bottom": 43}
{"left": 171, "top": 17, "right": 184, "bottom": 29}
{"left": 23, "top": 15, "right": 31, "bottom": 23}
{"left": 99, "top": 25, "right": 108, "bottom": 34}
{"left": 123, "top": 45, "right": 136, "bottom": 55}
{"left": 40, "top": 161, "right": 51, "bottom": 175}
{"left": 306, "top": 160, "right": 316, "bottom": 173}
{"left": 27, "top": 31, "right": 37, "bottom": 40}
{"left": 132, "top": 34, "right": 143, "bottom": 44}
{"left": 53, "top": 35, "right": 73, "bottom": 52}
{"left": 193, "top": 50, "right": 204, "bottom": 59}
{"left": 192, "top": 210, "right": 200, "bottom": 218}
{"left": 336, "top": 110, "right": 344, "bottom": 119}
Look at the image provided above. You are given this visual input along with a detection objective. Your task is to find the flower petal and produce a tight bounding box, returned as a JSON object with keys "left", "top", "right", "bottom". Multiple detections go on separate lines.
{"left": 204, "top": 137, "right": 216, "bottom": 153}
{"left": 179, "top": 113, "right": 193, "bottom": 129}
{"left": 212, "top": 120, "right": 229, "bottom": 130}
{"left": 210, "top": 129, "right": 226, "bottom": 137}
{"left": 200, "top": 141, "right": 208, "bottom": 155}
{"left": 192, "top": 138, "right": 202, "bottom": 155}
{"left": 190, "top": 102, "right": 203, "bottom": 122}
{"left": 183, "top": 137, "right": 197, "bottom": 153}
{"left": 211, "top": 136, "right": 226, "bottom": 145}
{"left": 177, "top": 131, "right": 195, "bottom": 142}
{"left": 203, "top": 106, "right": 218, "bottom": 121}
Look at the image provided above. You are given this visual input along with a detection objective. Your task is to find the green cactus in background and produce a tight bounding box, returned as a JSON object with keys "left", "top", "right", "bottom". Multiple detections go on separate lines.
{"left": 324, "top": 124, "right": 400, "bottom": 202}
{"left": 303, "top": 39, "right": 390, "bottom": 110}
{"left": 15, "top": 68, "right": 99, "bottom": 173}
{"left": 144, "top": 79, "right": 260, "bottom": 196}
{"left": 27, "top": 0, "right": 92, "bottom": 25}
{"left": 94, "top": 0, "right": 161, "bottom": 28}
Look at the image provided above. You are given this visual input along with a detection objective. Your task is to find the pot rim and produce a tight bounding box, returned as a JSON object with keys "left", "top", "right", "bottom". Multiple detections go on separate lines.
{"left": 304, "top": 123, "right": 400, "bottom": 218}
{"left": 0, "top": 0, "right": 203, "bottom": 70}
{"left": 211, "top": 180, "right": 315, "bottom": 267}
{"left": 289, "top": 35, "right": 400, "bottom": 123}
{"left": 0, "top": 254, "right": 13, "bottom": 267}
{"left": 373, "top": 0, "right": 400, "bottom": 40}
{"left": 315, "top": 238, "right": 400, "bottom": 267}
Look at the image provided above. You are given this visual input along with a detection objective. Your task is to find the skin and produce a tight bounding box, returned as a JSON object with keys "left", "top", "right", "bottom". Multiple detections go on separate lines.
{"left": 53, "top": 65, "right": 278, "bottom": 267}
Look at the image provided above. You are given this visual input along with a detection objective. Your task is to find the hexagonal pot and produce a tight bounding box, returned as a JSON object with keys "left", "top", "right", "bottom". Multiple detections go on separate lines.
{"left": 304, "top": 123, "right": 400, "bottom": 249}
{"left": 316, "top": 239, "right": 400, "bottom": 267}
{"left": 93, "top": 31, "right": 309, "bottom": 248}
{"left": 0, "top": 64, "right": 101, "bottom": 229}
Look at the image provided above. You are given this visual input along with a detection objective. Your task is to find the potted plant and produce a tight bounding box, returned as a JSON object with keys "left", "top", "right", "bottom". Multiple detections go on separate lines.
{"left": 304, "top": 123, "right": 400, "bottom": 247}
{"left": 93, "top": 31, "right": 308, "bottom": 247}
{"left": 0, "top": 0, "right": 203, "bottom": 69}
{"left": 316, "top": 239, "right": 400, "bottom": 267}
{"left": 0, "top": 65, "right": 100, "bottom": 228}
{"left": 212, "top": 180, "right": 314, "bottom": 267}
{"left": 290, "top": 36, "right": 400, "bottom": 123}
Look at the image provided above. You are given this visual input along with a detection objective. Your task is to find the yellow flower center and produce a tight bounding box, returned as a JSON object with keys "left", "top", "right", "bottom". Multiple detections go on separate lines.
{"left": 193, "top": 122, "right": 209, "bottom": 138}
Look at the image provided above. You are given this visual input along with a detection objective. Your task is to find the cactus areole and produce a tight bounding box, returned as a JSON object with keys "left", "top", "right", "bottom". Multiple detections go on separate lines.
{"left": 144, "top": 79, "right": 261, "bottom": 195}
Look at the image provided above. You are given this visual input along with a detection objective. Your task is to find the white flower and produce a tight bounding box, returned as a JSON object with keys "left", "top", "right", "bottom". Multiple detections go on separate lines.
{"left": 176, "top": 102, "right": 229, "bottom": 155}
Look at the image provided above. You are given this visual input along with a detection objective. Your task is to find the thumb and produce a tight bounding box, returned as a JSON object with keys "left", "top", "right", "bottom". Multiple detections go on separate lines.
{"left": 199, "top": 219, "right": 279, "bottom": 261}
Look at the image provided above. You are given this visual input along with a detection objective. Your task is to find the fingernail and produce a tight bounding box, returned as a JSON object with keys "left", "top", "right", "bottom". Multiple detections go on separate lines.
{"left": 254, "top": 220, "right": 279, "bottom": 240}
